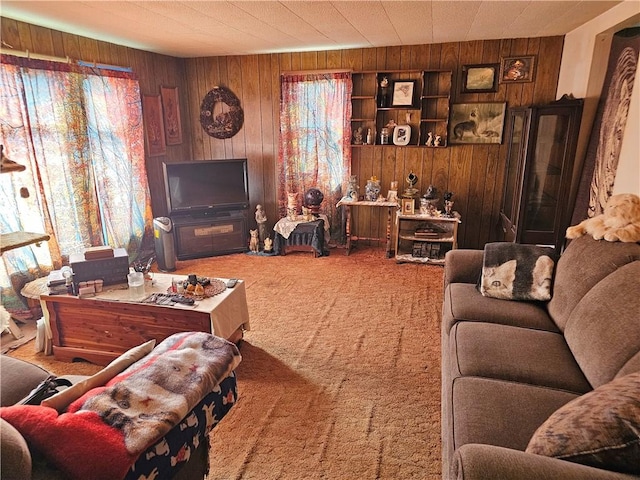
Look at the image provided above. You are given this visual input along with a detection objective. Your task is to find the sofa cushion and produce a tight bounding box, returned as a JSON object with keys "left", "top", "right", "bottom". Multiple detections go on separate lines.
{"left": 449, "top": 322, "right": 591, "bottom": 394}
{"left": 480, "top": 243, "right": 556, "bottom": 301}
{"left": 564, "top": 261, "right": 640, "bottom": 388}
{"left": 452, "top": 377, "right": 579, "bottom": 451}
{"left": 443, "top": 283, "right": 558, "bottom": 335}
{"left": 0, "top": 356, "right": 51, "bottom": 407}
{"left": 548, "top": 235, "right": 640, "bottom": 331}
{"left": 0, "top": 418, "right": 31, "bottom": 480}
{"left": 526, "top": 372, "right": 640, "bottom": 475}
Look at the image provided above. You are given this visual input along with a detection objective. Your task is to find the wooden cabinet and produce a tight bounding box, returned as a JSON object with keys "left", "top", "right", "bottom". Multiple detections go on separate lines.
{"left": 395, "top": 213, "right": 460, "bottom": 264}
{"left": 499, "top": 95, "right": 583, "bottom": 253}
{"left": 351, "top": 70, "right": 452, "bottom": 147}
{"left": 172, "top": 210, "right": 248, "bottom": 260}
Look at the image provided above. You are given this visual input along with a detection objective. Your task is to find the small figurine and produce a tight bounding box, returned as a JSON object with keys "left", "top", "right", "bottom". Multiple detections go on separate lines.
{"left": 444, "top": 191, "right": 454, "bottom": 217}
{"left": 255, "top": 204, "right": 267, "bottom": 244}
{"left": 264, "top": 237, "right": 273, "bottom": 252}
{"left": 426, "top": 131, "right": 433, "bottom": 147}
{"left": 353, "top": 127, "right": 364, "bottom": 145}
{"left": 249, "top": 229, "right": 259, "bottom": 252}
{"left": 434, "top": 135, "right": 442, "bottom": 147}
{"left": 302, "top": 206, "right": 313, "bottom": 221}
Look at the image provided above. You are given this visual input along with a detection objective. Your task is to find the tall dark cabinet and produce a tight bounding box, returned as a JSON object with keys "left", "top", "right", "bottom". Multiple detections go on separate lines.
{"left": 499, "top": 95, "right": 584, "bottom": 253}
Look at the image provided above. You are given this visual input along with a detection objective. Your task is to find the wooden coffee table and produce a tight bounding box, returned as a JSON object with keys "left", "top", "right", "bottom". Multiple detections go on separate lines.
{"left": 41, "top": 273, "right": 250, "bottom": 365}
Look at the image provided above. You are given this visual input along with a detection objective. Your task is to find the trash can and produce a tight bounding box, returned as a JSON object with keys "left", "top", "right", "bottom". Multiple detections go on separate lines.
{"left": 153, "top": 217, "right": 176, "bottom": 272}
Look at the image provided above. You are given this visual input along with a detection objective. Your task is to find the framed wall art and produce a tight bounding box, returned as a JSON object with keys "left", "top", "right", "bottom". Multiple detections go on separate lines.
{"left": 160, "top": 86, "right": 183, "bottom": 145}
{"left": 461, "top": 64, "right": 499, "bottom": 93}
{"left": 448, "top": 102, "right": 506, "bottom": 145}
{"left": 391, "top": 80, "right": 416, "bottom": 107}
{"left": 500, "top": 56, "right": 536, "bottom": 83}
{"left": 142, "top": 94, "right": 166, "bottom": 156}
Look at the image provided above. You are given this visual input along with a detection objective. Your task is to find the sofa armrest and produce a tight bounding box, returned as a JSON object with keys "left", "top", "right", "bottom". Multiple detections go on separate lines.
{"left": 444, "top": 249, "right": 483, "bottom": 289}
{"left": 452, "top": 444, "right": 635, "bottom": 480}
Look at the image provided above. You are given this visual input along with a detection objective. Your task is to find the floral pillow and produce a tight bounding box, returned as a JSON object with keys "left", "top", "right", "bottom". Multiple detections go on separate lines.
{"left": 526, "top": 372, "right": 640, "bottom": 474}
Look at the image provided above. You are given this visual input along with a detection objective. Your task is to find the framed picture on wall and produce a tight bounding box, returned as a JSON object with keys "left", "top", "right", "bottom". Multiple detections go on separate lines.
{"left": 460, "top": 64, "right": 499, "bottom": 93}
{"left": 160, "top": 86, "right": 183, "bottom": 145}
{"left": 391, "top": 80, "right": 416, "bottom": 107}
{"left": 448, "top": 102, "right": 507, "bottom": 144}
{"left": 500, "top": 55, "right": 536, "bottom": 83}
{"left": 142, "top": 94, "right": 166, "bottom": 156}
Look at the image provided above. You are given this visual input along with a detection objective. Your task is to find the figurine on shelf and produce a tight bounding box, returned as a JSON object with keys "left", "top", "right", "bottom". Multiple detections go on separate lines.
{"left": 353, "top": 127, "right": 364, "bottom": 145}
{"left": 378, "top": 76, "right": 390, "bottom": 108}
{"left": 421, "top": 185, "right": 439, "bottom": 216}
{"left": 425, "top": 131, "right": 433, "bottom": 147}
{"left": 444, "top": 191, "right": 454, "bottom": 217}
{"left": 434, "top": 135, "right": 442, "bottom": 147}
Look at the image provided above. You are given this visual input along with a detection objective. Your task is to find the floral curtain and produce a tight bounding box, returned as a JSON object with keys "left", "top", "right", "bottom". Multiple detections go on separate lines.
{"left": 0, "top": 55, "right": 152, "bottom": 314}
{"left": 278, "top": 72, "right": 352, "bottom": 241}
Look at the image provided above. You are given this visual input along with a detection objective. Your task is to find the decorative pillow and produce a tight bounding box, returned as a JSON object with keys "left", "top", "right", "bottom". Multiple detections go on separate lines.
{"left": 42, "top": 339, "right": 156, "bottom": 412}
{"left": 480, "top": 242, "right": 556, "bottom": 301}
{"left": 526, "top": 372, "right": 640, "bottom": 475}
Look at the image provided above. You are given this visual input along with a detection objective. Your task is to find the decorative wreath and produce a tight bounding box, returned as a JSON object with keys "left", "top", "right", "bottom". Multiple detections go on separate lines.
{"left": 200, "top": 86, "right": 244, "bottom": 139}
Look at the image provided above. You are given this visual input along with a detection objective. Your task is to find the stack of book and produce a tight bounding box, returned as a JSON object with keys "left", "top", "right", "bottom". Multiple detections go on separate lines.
{"left": 83, "top": 246, "right": 114, "bottom": 260}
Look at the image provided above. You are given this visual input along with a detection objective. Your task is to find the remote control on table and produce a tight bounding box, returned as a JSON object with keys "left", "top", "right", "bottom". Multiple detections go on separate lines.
{"left": 171, "top": 295, "right": 195, "bottom": 305}
{"left": 226, "top": 279, "right": 238, "bottom": 288}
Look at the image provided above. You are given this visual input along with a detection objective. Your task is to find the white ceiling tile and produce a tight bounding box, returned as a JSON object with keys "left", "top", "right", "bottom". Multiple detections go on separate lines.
{"left": 0, "top": 0, "right": 625, "bottom": 57}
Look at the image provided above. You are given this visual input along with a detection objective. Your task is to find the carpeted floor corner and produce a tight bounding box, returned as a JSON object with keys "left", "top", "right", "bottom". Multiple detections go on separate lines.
{"left": 7, "top": 247, "right": 444, "bottom": 479}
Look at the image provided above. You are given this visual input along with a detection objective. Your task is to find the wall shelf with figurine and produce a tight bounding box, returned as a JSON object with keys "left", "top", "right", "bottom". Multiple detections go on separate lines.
{"left": 351, "top": 70, "right": 452, "bottom": 148}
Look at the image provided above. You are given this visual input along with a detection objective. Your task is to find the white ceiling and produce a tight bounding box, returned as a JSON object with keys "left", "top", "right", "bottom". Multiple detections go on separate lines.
{"left": 1, "top": 1, "right": 625, "bottom": 58}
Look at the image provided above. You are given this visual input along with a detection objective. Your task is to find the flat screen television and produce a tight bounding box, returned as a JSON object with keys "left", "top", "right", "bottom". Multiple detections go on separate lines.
{"left": 162, "top": 159, "right": 249, "bottom": 215}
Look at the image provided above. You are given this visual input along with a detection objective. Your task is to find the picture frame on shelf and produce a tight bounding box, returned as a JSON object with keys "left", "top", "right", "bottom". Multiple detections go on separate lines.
{"left": 142, "top": 94, "right": 166, "bottom": 157}
{"left": 448, "top": 102, "right": 506, "bottom": 145}
{"left": 393, "top": 125, "right": 411, "bottom": 146}
{"left": 160, "top": 86, "right": 183, "bottom": 145}
{"left": 500, "top": 56, "right": 536, "bottom": 83}
{"left": 391, "top": 80, "right": 416, "bottom": 107}
{"left": 402, "top": 198, "right": 415, "bottom": 215}
{"left": 460, "top": 64, "right": 499, "bottom": 93}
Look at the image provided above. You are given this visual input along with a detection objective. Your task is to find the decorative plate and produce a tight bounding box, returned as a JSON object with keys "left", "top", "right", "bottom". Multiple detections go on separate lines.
{"left": 200, "top": 86, "right": 244, "bottom": 139}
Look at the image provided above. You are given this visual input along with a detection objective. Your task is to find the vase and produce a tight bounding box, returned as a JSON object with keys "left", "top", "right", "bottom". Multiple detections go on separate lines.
{"left": 365, "top": 177, "right": 381, "bottom": 202}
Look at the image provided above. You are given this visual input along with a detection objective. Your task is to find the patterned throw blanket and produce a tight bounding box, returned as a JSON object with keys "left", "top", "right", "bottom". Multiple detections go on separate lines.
{"left": 1, "top": 332, "right": 241, "bottom": 480}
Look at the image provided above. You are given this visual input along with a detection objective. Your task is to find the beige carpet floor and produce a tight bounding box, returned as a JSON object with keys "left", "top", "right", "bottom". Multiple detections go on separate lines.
{"left": 7, "top": 247, "right": 444, "bottom": 479}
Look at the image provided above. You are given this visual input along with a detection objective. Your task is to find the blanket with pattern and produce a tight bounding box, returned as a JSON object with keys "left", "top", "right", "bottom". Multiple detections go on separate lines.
{"left": 0, "top": 332, "right": 241, "bottom": 480}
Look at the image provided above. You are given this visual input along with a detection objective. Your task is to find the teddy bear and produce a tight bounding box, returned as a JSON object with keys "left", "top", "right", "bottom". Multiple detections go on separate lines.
{"left": 566, "top": 193, "right": 640, "bottom": 243}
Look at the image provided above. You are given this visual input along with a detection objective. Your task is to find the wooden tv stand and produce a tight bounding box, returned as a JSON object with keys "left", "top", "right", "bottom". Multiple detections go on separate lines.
{"left": 41, "top": 274, "right": 250, "bottom": 365}
{"left": 172, "top": 210, "right": 248, "bottom": 260}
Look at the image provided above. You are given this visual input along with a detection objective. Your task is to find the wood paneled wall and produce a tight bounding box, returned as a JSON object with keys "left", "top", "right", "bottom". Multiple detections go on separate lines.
{"left": 2, "top": 18, "right": 564, "bottom": 249}
{"left": 185, "top": 37, "right": 564, "bottom": 249}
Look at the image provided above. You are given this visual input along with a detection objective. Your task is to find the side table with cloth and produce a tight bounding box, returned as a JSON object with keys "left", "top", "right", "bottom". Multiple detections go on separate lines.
{"left": 273, "top": 215, "right": 330, "bottom": 257}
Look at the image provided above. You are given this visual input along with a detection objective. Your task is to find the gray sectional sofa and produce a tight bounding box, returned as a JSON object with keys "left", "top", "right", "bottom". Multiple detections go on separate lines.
{"left": 441, "top": 234, "right": 640, "bottom": 479}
